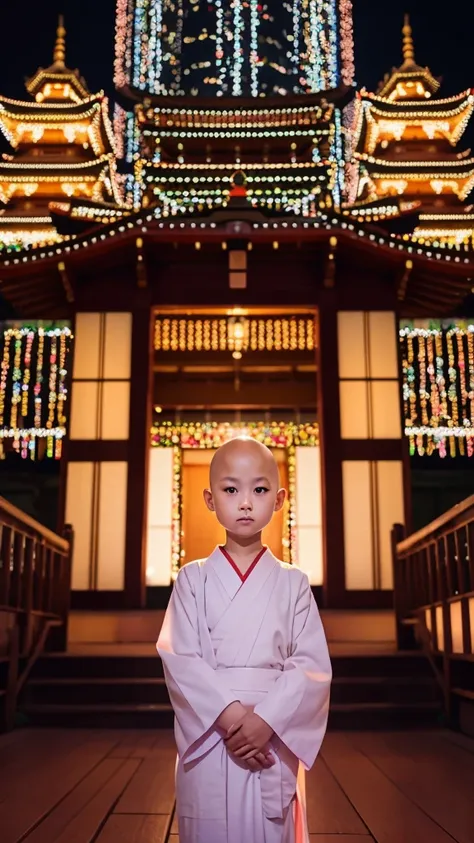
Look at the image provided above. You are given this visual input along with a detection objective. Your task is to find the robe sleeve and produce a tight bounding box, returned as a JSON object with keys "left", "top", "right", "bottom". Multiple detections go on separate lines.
{"left": 253, "top": 571, "right": 331, "bottom": 771}
{"left": 156, "top": 564, "right": 239, "bottom": 763}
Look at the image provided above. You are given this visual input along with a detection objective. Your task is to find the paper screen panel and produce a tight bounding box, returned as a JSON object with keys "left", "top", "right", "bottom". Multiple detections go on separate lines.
{"left": 339, "top": 380, "right": 369, "bottom": 439}
{"left": 69, "top": 381, "right": 99, "bottom": 440}
{"left": 72, "top": 313, "right": 101, "bottom": 380}
{"left": 337, "top": 312, "right": 366, "bottom": 379}
{"left": 65, "top": 462, "right": 94, "bottom": 590}
{"left": 371, "top": 381, "right": 402, "bottom": 439}
{"left": 103, "top": 313, "right": 132, "bottom": 380}
{"left": 342, "top": 460, "right": 374, "bottom": 590}
{"left": 376, "top": 461, "right": 404, "bottom": 589}
{"left": 101, "top": 381, "right": 131, "bottom": 440}
{"left": 96, "top": 462, "right": 128, "bottom": 590}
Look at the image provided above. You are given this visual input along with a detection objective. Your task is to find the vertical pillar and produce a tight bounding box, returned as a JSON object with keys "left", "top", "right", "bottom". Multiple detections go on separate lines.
{"left": 124, "top": 296, "right": 153, "bottom": 607}
{"left": 318, "top": 286, "right": 345, "bottom": 607}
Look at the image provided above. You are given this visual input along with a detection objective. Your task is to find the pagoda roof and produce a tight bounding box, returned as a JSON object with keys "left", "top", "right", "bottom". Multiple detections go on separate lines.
{"left": 26, "top": 17, "right": 89, "bottom": 103}
{"left": 138, "top": 100, "right": 334, "bottom": 131}
{"left": 0, "top": 154, "right": 114, "bottom": 183}
{"left": 120, "top": 85, "right": 352, "bottom": 111}
{"left": 377, "top": 17, "right": 440, "bottom": 101}
{"left": 49, "top": 196, "right": 133, "bottom": 236}
{"left": 342, "top": 195, "right": 421, "bottom": 231}
{"left": 359, "top": 88, "right": 474, "bottom": 115}
{"left": 0, "top": 95, "right": 116, "bottom": 159}
{"left": 0, "top": 204, "right": 472, "bottom": 318}
{"left": 358, "top": 153, "right": 474, "bottom": 177}
{"left": 0, "top": 93, "right": 107, "bottom": 120}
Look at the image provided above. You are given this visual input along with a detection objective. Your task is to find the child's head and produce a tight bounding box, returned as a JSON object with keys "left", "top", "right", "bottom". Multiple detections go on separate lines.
{"left": 203, "top": 437, "right": 285, "bottom": 540}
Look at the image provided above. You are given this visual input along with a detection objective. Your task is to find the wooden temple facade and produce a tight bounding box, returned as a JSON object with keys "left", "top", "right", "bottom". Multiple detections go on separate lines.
{"left": 0, "top": 11, "right": 473, "bottom": 615}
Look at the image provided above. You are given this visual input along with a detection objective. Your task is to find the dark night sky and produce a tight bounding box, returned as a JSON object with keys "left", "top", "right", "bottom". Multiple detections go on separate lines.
{"left": 0, "top": 1, "right": 472, "bottom": 106}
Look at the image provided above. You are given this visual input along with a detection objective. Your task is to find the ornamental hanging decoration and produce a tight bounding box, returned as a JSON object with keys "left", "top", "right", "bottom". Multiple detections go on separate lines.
{"left": 0, "top": 324, "right": 73, "bottom": 460}
{"left": 400, "top": 322, "right": 474, "bottom": 458}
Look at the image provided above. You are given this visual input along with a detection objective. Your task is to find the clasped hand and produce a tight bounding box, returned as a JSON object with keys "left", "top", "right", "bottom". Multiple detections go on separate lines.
{"left": 225, "top": 711, "right": 275, "bottom": 772}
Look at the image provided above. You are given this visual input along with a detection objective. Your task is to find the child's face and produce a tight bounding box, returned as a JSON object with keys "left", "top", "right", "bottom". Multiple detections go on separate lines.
{"left": 204, "top": 440, "right": 285, "bottom": 538}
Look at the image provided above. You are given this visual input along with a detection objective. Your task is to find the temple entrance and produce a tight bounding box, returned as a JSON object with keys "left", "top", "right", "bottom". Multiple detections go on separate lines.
{"left": 145, "top": 308, "right": 323, "bottom": 587}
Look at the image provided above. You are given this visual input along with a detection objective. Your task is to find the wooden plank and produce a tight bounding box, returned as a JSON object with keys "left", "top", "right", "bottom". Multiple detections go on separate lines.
{"left": 306, "top": 757, "right": 369, "bottom": 835}
{"left": 350, "top": 731, "right": 474, "bottom": 843}
{"left": 114, "top": 742, "right": 176, "bottom": 815}
{"left": 95, "top": 814, "right": 170, "bottom": 843}
{"left": 321, "top": 733, "right": 457, "bottom": 843}
{"left": 23, "top": 759, "right": 140, "bottom": 843}
{"left": 0, "top": 729, "right": 103, "bottom": 792}
{"left": 108, "top": 730, "right": 161, "bottom": 758}
{"left": 0, "top": 732, "right": 120, "bottom": 843}
{"left": 440, "top": 728, "right": 474, "bottom": 757}
{"left": 309, "top": 838, "right": 373, "bottom": 842}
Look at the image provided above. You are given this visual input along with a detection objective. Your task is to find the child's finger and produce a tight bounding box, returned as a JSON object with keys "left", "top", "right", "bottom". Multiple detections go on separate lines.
{"left": 233, "top": 744, "right": 254, "bottom": 758}
{"left": 225, "top": 723, "right": 241, "bottom": 739}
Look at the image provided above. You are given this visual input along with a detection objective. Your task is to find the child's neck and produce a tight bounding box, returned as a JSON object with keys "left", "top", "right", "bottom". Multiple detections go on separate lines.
{"left": 223, "top": 533, "right": 264, "bottom": 573}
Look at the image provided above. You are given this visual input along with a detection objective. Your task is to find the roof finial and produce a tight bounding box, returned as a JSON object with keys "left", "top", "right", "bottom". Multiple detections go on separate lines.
{"left": 402, "top": 14, "right": 415, "bottom": 65}
{"left": 53, "top": 14, "right": 66, "bottom": 68}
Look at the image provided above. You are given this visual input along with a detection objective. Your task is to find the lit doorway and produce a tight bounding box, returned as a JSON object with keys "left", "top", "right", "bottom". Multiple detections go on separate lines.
{"left": 145, "top": 308, "right": 323, "bottom": 586}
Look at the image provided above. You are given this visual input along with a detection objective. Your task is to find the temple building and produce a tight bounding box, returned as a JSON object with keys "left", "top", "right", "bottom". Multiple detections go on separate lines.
{"left": 0, "top": 4, "right": 473, "bottom": 619}
{"left": 347, "top": 16, "right": 474, "bottom": 245}
{"left": 0, "top": 17, "right": 122, "bottom": 250}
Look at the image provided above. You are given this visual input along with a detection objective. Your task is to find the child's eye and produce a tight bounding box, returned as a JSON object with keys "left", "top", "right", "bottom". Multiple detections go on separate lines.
{"left": 255, "top": 486, "right": 269, "bottom": 494}
{"left": 224, "top": 486, "right": 237, "bottom": 494}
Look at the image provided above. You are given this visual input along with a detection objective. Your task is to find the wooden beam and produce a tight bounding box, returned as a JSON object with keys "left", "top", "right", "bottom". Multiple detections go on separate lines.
{"left": 153, "top": 380, "right": 316, "bottom": 407}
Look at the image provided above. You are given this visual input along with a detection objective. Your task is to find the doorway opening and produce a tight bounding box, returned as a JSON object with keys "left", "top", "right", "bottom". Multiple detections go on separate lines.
{"left": 145, "top": 307, "right": 323, "bottom": 586}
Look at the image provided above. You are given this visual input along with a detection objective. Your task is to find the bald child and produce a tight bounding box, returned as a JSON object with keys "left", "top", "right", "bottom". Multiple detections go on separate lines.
{"left": 157, "top": 436, "right": 332, "bottom": 843}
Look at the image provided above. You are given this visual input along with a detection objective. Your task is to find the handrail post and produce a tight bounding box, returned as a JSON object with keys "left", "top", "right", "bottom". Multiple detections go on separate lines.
{"left": 47, "top": 524, "right": 73, "bottom": 653}
{"left": 391, "top": 522, "right": 412, "bottom": 650}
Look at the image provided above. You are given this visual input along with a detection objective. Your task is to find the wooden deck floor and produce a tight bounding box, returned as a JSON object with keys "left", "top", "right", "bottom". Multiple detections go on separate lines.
{"left": 1, "top": 728, "right": 473, "bottom": 842}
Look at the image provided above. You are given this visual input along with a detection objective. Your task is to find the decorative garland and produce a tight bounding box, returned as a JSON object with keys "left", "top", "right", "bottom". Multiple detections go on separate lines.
{"left": 0, "top": 324, "right": 73, "bottom": 460}
{"left": 400, "top": 322, "right": 474, "bottom": 457}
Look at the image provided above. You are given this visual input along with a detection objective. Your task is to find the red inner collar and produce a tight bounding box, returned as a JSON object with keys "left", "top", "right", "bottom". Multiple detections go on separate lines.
{"left": 219, "top": 546, "right": 266, "bottom": 582}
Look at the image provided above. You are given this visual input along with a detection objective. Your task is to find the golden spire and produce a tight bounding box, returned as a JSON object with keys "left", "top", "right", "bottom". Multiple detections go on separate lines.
{"left": 53, "top": 15, "right": 66, "bottom": 68}
{"left": 402, "top": 14, "right": 415, "bottom": 66}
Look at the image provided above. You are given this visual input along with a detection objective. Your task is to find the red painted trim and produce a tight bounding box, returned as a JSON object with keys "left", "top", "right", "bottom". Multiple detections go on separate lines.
{"left": 219, "top": 545, "right": 267, "bottom": 582}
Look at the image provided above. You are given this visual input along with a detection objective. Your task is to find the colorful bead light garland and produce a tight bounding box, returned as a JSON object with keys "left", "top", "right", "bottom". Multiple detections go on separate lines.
{"left": 400, "top": 323, "right": 474, "bottom": 458}
{"left": 115, "top": 0, "right": 345, "bottom": 97}
{"left": 0, "top": 325, "right": 73, "bottom": 460}
{"left": 151, "top": 421, "right": 319, "bottom": 575}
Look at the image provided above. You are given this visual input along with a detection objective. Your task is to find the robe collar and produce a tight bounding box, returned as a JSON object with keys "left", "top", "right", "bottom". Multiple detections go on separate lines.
{"left": 206, "top": 545, "right": 277, "bottom": 599}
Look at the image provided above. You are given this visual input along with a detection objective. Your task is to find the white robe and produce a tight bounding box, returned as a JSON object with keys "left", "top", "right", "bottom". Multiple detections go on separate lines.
{"left": 157, "top": 547, "right": 332, "bottom": 843}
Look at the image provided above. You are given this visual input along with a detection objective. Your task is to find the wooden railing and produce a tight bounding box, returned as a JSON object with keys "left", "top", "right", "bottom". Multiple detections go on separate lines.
{"left": 392, "top": 495, "right": 474, "bottom": 729}
{"left": 0, "top": 495, "right": 73, "bottom": 730}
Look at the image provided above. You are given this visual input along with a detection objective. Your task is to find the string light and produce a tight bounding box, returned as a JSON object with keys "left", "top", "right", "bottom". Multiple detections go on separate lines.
{"left": 115, "top": 0, "right": 346, "bottom": 99}
{"left": 400, "top": 324, "right": 474, "bottom": 458}
{"left": 0, "top": 326, "right": 73, "bottom": 461}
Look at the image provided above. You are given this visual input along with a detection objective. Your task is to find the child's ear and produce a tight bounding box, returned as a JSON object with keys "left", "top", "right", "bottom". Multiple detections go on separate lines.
{"left": 203, "top": 488, "right": 215, "bottom": 511}
{"left": 274, "top": 488, "right": 286, "bottom": 512}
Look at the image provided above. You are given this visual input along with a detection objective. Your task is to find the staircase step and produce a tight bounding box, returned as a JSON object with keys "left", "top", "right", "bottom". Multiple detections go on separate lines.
{"left": 29, "top": 654, "right": 164, "bottom": 680}
{"left": 19, "top": 699, "right": 443, "bottom": 731}
{"left": 21, "top": 650, "right": 443, "bottom": 730}
{"left": 328, "top": 701, "right": 444, "bottom": 730}
{"left": 19, "top": 702, "right": 175, "bottom": 729}
{"left": 25, "top": 677, "right": 169, "bottom": 706}
{"left": 330, "top": 676, "right": 440, "bottom": 705}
